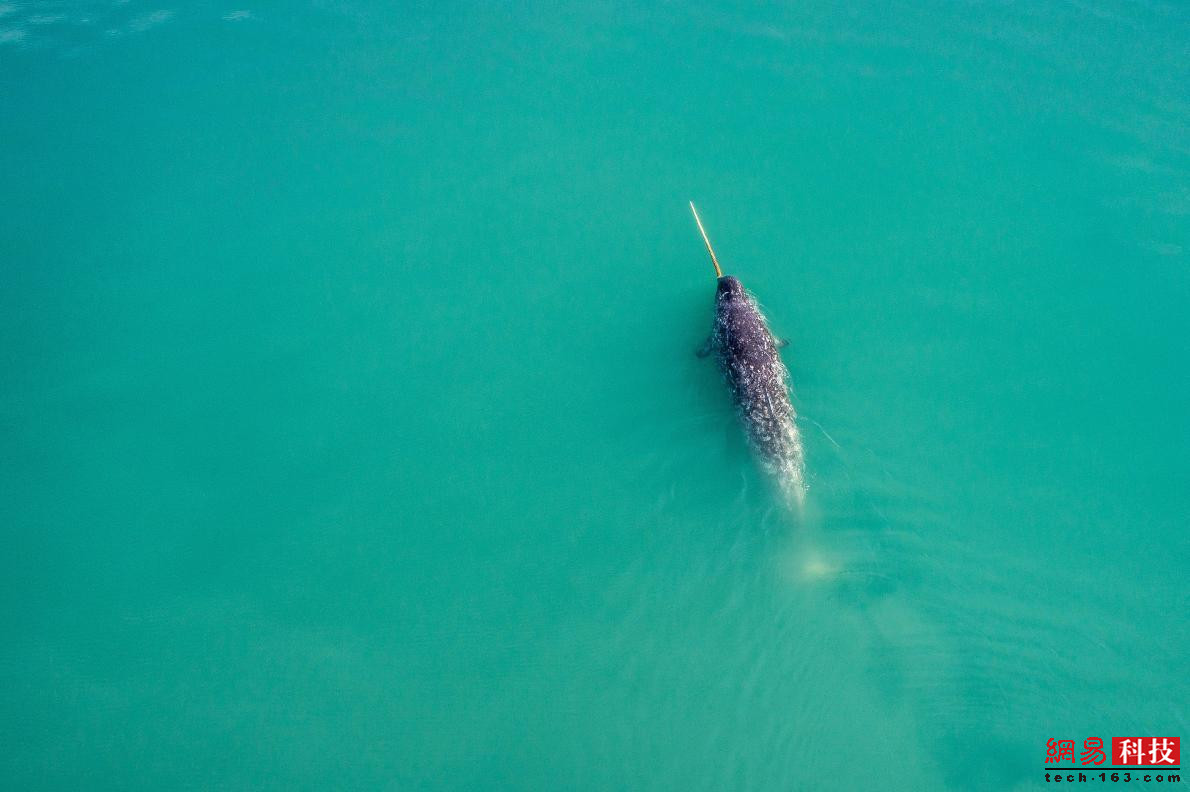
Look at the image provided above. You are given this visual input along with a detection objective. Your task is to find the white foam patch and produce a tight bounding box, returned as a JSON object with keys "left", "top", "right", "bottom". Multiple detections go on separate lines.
{"left": 779, "top": 542, "right": 842, "bottom": 586}
{"left": 128, "top": 10, "right": 173, "bottom": 33}
{"left": 0, "top": 4, "right": 263, "bottom": 53}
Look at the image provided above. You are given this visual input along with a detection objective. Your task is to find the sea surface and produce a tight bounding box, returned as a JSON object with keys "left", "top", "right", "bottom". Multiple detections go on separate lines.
{"left": 1, "top": 2, "right": 1187, "bottom": 790}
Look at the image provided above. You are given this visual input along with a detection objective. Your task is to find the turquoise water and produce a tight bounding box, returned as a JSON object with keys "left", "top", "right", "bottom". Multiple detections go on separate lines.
{"left": 2, "top": 2, "right": 1188, "bottom": 789}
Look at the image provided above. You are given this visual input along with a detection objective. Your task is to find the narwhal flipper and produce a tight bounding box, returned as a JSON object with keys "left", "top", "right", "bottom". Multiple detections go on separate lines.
{"left": 696, "top": 337, "right": 714, "bottom": 358}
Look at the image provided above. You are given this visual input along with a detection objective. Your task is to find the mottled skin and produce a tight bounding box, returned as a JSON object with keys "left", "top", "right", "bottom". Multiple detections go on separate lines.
{"left": 701, "top": 275, "right": 805, "bottom": 501}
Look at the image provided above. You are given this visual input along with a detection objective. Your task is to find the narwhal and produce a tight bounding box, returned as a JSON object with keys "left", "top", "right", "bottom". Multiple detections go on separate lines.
{"left": 691, "top": 202, "right": 806, "bottom": 504}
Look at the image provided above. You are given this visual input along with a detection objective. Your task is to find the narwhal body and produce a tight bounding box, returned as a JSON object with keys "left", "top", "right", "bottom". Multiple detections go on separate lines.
{"left": 691, "top": 203, "right": 806, "bottom": 503}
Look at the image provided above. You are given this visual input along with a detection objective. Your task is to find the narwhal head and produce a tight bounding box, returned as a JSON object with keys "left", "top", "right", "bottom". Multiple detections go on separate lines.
{"left": 716, "top": 275, "right": 745, "bottom": 301}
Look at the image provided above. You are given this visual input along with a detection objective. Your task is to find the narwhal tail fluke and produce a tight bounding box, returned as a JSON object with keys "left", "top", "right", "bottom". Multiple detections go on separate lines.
{"left": 773, "top": 456, "right": 807, "bottom": 515}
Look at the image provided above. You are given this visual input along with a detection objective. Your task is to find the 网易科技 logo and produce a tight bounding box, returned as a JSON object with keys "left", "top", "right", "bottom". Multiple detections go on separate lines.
{"left": 1044, "top": 737, "right": 1180, "bottom": 784}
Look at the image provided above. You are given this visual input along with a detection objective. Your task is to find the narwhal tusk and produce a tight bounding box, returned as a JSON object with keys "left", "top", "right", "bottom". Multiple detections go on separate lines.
{"left": 689, "top": 201, "right": 723, "bottom": 279}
